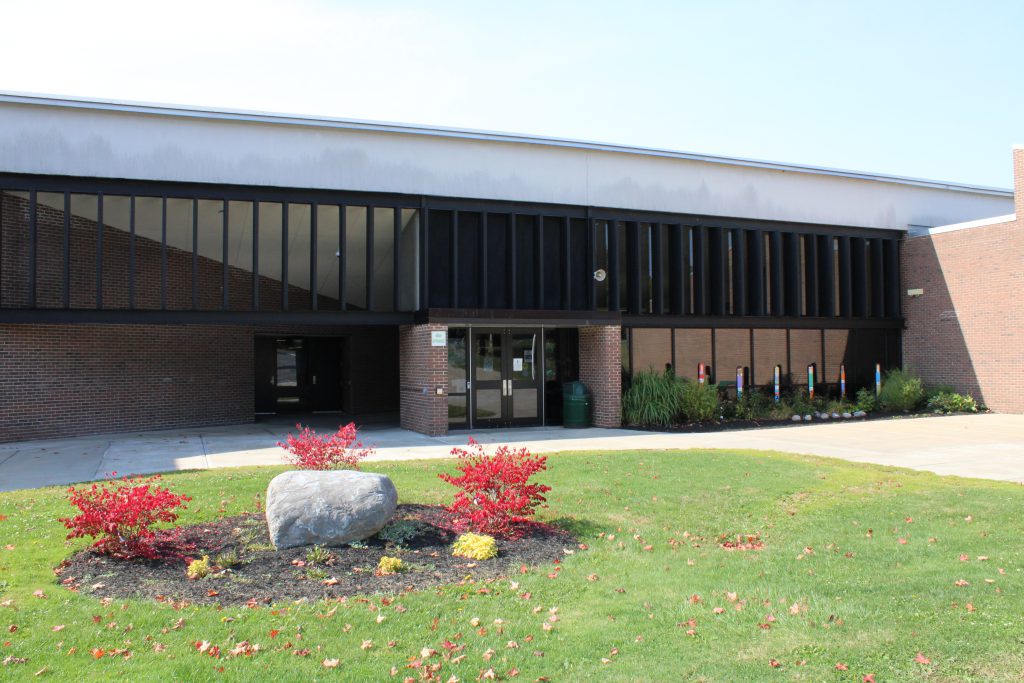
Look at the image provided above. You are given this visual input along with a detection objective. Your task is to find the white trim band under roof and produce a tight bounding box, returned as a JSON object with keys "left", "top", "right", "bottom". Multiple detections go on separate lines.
{"left": 910, "top": 214, "right": 1017, "bottom": 237}
{"left": 0, "top": 90, "right": 1012, "bottom": 198}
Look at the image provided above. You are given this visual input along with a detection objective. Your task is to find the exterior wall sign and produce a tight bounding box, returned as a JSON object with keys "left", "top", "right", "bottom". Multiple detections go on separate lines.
{"left": 431, "top": 330, "right": 447, "bottom": 347}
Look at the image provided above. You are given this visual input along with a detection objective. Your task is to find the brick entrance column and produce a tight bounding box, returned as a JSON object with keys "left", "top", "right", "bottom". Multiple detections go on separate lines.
{"left": 578, "top": 325, "right": 622, "bottom": 428}
{"left": 399, "top": 324, "right": 448, "bottom": 436}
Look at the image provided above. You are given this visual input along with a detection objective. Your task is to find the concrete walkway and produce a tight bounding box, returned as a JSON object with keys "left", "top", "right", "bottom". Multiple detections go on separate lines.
{"left": 1, "top": 414, "right": 1023, "bottom": 492}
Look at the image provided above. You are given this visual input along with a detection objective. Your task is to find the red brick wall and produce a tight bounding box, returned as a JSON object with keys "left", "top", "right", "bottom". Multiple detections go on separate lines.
{"left": 0, "top": 324, "right": 253, "bottom": 442}
{"left": 398, "top": 324, "right": 448, "bottom": 436}
{"left": 0, "top": 323, "right": 401, "bottom": 443}
{"left": 579, "top": 325, "right": 622, "bottom": 428}
{"left": 902, "top": 147, "right": 1024, "bottom": 412}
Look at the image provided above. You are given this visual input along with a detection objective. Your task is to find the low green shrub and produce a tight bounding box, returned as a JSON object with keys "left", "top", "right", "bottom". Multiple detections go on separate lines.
{"left": 854, "top": 387, "right": 877, "bottom": 413}
{"left": 767, "top": 402, "right": 795, "bottom": 420}
{"left": 622, "top": 369, "right": 683, "bottom": 427}
{"left": 377, "top": 520, "right": 425, "bottom": 548}
{"left": 734, "top": 389, "right": 773, "bottom": 420}
{"left": 787, "top": 390, "right": 816, "bottom": 417}
{"left": 305, "top": 544, "right": 335, "bottom": 566}
{"left": 305, "top": 567, "right": 329, "bottom": 581}
{"left": 926, "top": 391, "right": 978, "bottom": 414}
{"left": 878, "top": 369, "right": 925, "bottom": 412}
{"left": 214, "top": 551, "right": 239, "bottom": 569}
{"left": 825, "top": 399, "right": 853, "bottom": 415}
{"left": 926, "top": 384, "right": 958, "bottom": 399}
{"left": 679, "top": 381, "right": 721, "bottom": 422}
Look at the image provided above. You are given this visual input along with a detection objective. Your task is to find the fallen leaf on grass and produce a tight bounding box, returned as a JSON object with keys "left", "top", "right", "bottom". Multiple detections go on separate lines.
{"left": 954, "top": 579, "right": 970, "bottom": 587}
{"left": 322, "top": 658, "right": 340, "bottom": 668}
{"left": 835, "top": 663, "right": 848, "bottom": 670}
{"left": 51, "top": 625, "right": 64, "bottom": 632}
{"left": 32, "top": 591, "right": 47, "bottom": 599}
{"left": 360, "top": 640, "right": 373, "bottom": 650}
{"left": 915, "top": 652, "right": 932, "bottom": 664}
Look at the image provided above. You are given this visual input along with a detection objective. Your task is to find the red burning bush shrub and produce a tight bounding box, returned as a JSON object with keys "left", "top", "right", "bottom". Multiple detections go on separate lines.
{"left": 277, "top": 422, "right": 374, "bottom": 471}
{"left": 60, "top": 474, "right": 191, "bottom": 559}
{"left": 438, "top": 439, "right": 551, "bottom": 536}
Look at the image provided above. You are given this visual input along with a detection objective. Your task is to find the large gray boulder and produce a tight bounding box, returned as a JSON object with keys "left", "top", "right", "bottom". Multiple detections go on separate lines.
{"left": 265, "top": 470, "right": 398, "bottom": 550}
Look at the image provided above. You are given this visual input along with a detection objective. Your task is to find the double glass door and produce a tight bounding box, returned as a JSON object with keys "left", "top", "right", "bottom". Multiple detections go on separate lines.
{"left": 471, "top": 328, "right": 542, "bottom": 427}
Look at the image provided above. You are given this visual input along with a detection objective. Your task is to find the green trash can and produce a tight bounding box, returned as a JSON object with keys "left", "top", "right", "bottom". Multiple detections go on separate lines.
{"left": 562, "top": 381, "right": 592, "bottom": 428}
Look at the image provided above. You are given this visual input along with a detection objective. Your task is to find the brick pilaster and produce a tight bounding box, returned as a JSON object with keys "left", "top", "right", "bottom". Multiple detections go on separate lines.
{"left": 578, "top": 325, "right": 622, "bottom": 428}
{"left": 1013, "top": 145, "right": 1023, "bottom": 220}
{"left": 398, "top": 323, "right": 449, "bottom": 436}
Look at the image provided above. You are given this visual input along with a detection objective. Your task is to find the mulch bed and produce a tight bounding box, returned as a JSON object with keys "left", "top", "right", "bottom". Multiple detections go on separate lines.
{"left": 625, "top": 409, "right": 984, "bottom": 434}
{"left": 57, "top": 505, "right": 577, "bottom": 605}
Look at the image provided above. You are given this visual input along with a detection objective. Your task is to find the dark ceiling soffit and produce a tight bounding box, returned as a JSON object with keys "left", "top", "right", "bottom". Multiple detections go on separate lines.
{"left": 418, "top": 308, "right": 622, "bottom": 326}
{"left": 0, "top": 172, "right": 906, "bottom": 239}
{"left": 0, "top": 309, "right": 413, "bottom": 326}
{"left": 621, "top": 315, "right": 905, "bottom": 330}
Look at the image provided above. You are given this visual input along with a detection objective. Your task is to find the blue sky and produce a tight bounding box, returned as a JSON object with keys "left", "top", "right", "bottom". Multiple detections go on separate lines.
{"left": 3, "top": 0, "right": 1021, "bottom": 187}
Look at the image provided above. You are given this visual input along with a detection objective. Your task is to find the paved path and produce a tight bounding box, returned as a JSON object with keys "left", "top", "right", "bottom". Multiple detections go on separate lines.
{"left": 1, "top": 414, "right": 1023, "bottom": 492}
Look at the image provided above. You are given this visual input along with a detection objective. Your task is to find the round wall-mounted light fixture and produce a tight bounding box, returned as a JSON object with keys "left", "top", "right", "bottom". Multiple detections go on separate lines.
{"left": 593, "top": 268, "right": 607, "bottom": 282}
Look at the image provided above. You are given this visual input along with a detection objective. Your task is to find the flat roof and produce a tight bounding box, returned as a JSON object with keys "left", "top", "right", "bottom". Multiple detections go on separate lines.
{"left": 0, "top": 90, "right": 1012, "bottom": 198}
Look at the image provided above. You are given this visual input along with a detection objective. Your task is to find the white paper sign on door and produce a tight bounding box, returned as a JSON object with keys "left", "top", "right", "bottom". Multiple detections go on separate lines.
{"left": 513, "top": 358, "right": 524, "bottom": 372}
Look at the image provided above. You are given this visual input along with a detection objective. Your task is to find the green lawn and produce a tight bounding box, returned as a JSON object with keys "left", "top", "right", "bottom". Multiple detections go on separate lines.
{"left": 1, "top": 449, "right": 1022, "bottom": 682}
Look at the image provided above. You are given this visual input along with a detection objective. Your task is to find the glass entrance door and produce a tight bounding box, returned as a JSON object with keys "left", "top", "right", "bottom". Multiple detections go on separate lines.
{"left": 470, "top": 328, "right": 542, "bottom": 427}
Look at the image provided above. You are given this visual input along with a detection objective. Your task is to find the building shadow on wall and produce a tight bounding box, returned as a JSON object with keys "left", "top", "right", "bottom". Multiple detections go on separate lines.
{"left": 898, "top": 235, "right": 983, "bottom": 402}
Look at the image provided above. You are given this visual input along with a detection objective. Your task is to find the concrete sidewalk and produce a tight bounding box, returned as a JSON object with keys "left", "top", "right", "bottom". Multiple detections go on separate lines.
{"left": 1, "top": 413, "right": 1023, "bottom": 492}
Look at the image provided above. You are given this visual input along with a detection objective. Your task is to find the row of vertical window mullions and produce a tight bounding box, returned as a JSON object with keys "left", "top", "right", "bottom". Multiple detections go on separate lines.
{"left": 6, "top": 191, "right": 418, "bottom": 313}
{"left": 434, "top": 211, "right": 581, "bottom": 311}
{"left": 610, "top": 223, "right": 900, "bottom": 318}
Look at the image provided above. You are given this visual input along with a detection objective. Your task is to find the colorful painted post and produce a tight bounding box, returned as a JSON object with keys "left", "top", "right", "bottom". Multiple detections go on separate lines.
{"left": 875, "top": 363, "right": 882, "bottom": 396}
{"left": 840, "top": 364, "right": 847, "bottom": 399}
{"left": 773, "top": 365, "right": 781, "bottom": 403}
{"left": 736, "top": 366, "right": 744, "bottom": 399}
{"left": 807, "top": 364, "right": 815, "bottom": 400}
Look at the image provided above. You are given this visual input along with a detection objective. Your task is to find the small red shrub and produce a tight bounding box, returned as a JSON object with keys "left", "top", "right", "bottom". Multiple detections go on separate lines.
{"left": 438, "top": 439, "right": 552, "bottom": 536}
{"left": 277, "top": 422, "right": 374, "bottom": 471}
{"left": 60, "top": 474, "right": 191, "bottom": 559}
